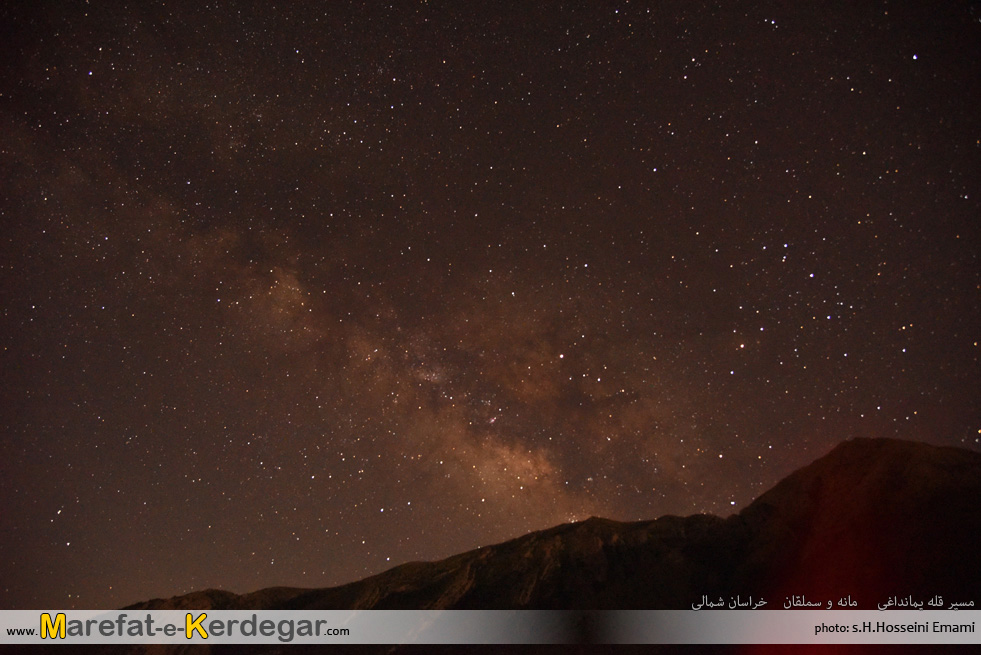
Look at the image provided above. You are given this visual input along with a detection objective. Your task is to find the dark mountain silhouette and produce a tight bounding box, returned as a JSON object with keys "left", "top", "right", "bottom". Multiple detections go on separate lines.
{"left": 128, "top": 437, "right": 981, "bottom": 612}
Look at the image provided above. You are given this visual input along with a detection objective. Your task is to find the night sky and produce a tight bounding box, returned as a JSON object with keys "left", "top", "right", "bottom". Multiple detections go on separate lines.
{"left": 1, "top": 1, "right": 978, "bottom": 610}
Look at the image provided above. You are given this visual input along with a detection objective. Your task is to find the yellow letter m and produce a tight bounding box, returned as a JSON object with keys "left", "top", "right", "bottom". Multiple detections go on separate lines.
{"left": 40, "top": 613, "right": 66, "bottom": 639}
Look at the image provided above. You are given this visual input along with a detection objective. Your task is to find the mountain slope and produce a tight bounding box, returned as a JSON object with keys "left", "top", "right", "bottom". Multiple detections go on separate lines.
{"left": 128, "top": 438, "right": 981, "bottom": 611}
{"left": 730, "top": 436, "right": 981, "bottom": 605}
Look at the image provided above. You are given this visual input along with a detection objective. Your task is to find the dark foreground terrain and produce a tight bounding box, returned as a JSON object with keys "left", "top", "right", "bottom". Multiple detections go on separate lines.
{"left": 9, "top": 438, "right": 980, "bottom": 654}
{"left": 130, "top": 438, "right": 980, "bottom": 613}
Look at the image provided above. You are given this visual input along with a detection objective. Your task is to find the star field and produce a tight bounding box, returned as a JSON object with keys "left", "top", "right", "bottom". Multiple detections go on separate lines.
{"left": 1, "top": 1, "right": 978, "bottom": 609}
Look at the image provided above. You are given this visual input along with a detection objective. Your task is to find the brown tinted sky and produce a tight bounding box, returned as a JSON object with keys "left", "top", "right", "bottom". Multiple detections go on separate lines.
{"left": 1, "top": 0, "right": 977, "bottom": 609}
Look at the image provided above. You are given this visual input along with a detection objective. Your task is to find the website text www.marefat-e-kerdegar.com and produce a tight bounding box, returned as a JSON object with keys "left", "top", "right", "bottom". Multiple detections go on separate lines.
{"left": 37, "top": 613, "right": 349, "bottom": 642}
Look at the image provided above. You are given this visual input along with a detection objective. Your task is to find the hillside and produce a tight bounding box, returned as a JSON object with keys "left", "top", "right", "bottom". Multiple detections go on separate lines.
{"left": 128, "top": 438, "right": 981, "bottom": 612}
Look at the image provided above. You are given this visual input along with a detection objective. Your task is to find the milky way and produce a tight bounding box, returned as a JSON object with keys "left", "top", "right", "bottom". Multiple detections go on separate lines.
{"left": 1, "top": 1, "right": 977, "bottom": 609}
